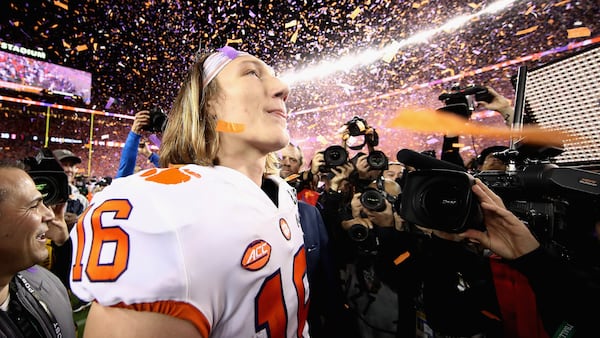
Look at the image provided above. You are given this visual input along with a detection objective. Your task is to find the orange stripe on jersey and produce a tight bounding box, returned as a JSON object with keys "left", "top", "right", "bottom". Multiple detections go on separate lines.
{"left": 114, "top": 300, "right": 210, "bottom": 337}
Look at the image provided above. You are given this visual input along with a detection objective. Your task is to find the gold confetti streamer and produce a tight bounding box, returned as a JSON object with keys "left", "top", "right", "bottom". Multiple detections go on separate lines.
{"left": 516, "top": 25, "right": 539, "bottom": 36}
{"left": 567, "top": 27, "right": 591, "bottom": 39}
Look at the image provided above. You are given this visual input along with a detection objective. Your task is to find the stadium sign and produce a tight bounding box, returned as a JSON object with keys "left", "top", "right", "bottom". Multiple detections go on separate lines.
{"left": 0, "top": 41, "right": 46, "bottom": 60}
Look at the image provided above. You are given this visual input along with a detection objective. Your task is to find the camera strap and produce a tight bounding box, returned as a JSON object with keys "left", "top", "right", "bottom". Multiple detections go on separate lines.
{"left": 14, "top": 273, "right": 63, "bottom": 337}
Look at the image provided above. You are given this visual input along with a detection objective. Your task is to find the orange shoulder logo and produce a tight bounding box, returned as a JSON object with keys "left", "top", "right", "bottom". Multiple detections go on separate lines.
{"left": 241, "top": 240, "right": 271, "bottom": 271}
{"left": 140, "top": 167, "right": 201, "bottom": 184}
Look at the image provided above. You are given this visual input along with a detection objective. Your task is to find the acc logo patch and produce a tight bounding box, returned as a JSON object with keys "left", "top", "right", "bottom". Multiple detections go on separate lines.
{"left": 241, "top": 240, "right": 272, "bottom": 271}
{"left": 279, "top": 218, "right": 291, "bottom": 240}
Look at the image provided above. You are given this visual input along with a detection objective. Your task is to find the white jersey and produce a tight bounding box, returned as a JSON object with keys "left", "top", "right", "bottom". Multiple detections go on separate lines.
{"left": 70, "top": 165, "right": 310, "bottom": 338}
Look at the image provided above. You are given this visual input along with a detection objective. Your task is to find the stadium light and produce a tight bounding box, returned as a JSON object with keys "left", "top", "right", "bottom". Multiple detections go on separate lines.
{"left": 281, "top": 0, "right": 517, "bottom": 85}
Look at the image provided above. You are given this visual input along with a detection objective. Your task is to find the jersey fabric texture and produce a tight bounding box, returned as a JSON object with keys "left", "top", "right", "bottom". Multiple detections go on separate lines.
{"left": 70, "top": 165, "right": 309, "bottom": 338}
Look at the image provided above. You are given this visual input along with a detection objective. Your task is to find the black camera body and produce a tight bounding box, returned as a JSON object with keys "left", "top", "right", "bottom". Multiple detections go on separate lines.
{"left": 24, "top": 148, "right": 70, "bottom": 206}
{"left": 360, "top": 176, "right": 398, "bottom": 212}
{"left": 365, "top": 150, "right": 388, "bottom": 171}
{"left": 320, "top": 145, "right": 349, "bottom": 173}
{"left": 346, "top": 116, "right": 369, "bottom": 136}
{"left": 438, "top": 85, "right": 494, "bottom": 105}
{"left": 474, "top": 163, "right": 600, "bottom": 243}
{"left": 438, "top": 85, "right": 494, "bottom": 118}
{"left": 396, "top": 146, "right": 600, "bottom": 243}
{"left": 142, "top": 106, "right": 168, "bottom": 133}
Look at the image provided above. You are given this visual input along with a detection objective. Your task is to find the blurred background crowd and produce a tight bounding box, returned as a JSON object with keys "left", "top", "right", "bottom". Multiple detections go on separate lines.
{"left": 0, "top": 0, "right": 599, "bottom": 179}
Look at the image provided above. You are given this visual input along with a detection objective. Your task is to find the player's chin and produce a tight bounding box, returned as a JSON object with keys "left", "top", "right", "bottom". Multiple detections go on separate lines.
{"left": 31, "top": 245, "right": 49, "bottom": 263}
{"left": 270, "top": 130, "right": 290, "bottom": 150}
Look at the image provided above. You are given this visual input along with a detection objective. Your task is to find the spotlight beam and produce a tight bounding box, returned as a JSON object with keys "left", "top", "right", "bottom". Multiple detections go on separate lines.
{"left": 281, "top": 0, "right": 518, "bottom": 85}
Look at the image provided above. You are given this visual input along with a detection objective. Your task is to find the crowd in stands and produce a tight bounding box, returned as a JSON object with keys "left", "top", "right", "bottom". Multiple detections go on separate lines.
{"left": 0, "top": 52, "right": 80, "bottom": 96}
{"left": 0, "top": 104, "right": 158, "bottom": 179}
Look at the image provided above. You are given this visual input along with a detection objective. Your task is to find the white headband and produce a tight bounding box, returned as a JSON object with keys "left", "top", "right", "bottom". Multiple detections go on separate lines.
{"left": 202, "top": 46, "right": 249, "bottom": 88}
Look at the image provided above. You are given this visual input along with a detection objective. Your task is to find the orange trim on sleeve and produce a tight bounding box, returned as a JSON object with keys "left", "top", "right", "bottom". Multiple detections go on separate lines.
{"left": 113, "top": 300, "right": 210, "bottom": 338}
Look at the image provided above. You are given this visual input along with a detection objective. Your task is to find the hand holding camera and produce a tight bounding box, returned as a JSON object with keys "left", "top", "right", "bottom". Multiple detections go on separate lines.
{"left": 475, "top": 86, "right": 514, "bottom": 124}
{"left": 132, "top": 110, "right": 151, "bottom": 135}
{"left": 458, "top": 179, "right": 541, "bottom": 260}
{"left": 329, "top": 162, "right": 354, "bottom": 192}
{"left": 138, "top": 142, "right": 152, "bottom": 157}
{"left": 46, "top": 202, "right": 70, "bottom": 246}
{"left": 133, "top": 107, "right": 168, "bottom": 134}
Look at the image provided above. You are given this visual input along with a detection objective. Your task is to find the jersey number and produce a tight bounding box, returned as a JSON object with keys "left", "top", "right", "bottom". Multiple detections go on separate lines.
{"left": 256, "top": 247, "right": 309, "bottom": 338}
{"left": 72, "top": 200, "right": 131, "bottom": 282}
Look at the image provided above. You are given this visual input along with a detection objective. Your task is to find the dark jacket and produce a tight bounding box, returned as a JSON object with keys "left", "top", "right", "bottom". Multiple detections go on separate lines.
{"left": 0, "top": 265, "right": 76, "bottom": 338}
{"left": 298, "top": 200, "right": 359, "bottom": 338}
{"left": 511, "top": 247, "right": 600, "bottom": 337}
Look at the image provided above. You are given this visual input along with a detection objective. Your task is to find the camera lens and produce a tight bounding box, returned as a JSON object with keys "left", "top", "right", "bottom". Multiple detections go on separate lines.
{"left": 360, "top": 188, "right": 386, "bottom": 212}
{"left": 417, "top": 178, "right": 466, "bottom": 227}
{"left": 347, "top": 224, "right": 369, "bottom": 242}
{"left": 323, "top": 145, "right": 348, "bottom": 167}
{"left": 367, "top": 151, "right": 388, "bottom": 170}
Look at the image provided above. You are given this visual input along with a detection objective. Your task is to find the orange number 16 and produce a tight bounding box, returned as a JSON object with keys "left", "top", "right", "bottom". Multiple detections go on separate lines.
{"left": 72, "top": 199, "right": 131, "bottom": 282}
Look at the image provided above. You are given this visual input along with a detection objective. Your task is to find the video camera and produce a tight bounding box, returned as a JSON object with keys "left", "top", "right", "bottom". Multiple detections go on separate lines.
{"left": 395, "top": 146, "right": 600, "bottom": 243}
{"left": 395, "top": 149, "right": 483, "bottom": 233}
{"left": 320, "top": 116, "right": 388, "bottom": 173}
{"left": 23, "top": 148, "right": 70, "bottom": 206}
{"left": 142, "top": 106, "right": 168, "bottom": 133}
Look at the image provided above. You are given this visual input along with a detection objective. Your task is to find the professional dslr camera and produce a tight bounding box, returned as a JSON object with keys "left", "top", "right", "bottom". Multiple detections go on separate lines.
{"left": 23, "top": 148, "right": 70, "bottom": 206}
{"left": 320, "top": 116, "right": 388, "bottom": 173}
{"left": 360, "top": 176, "right": 399, "bottom": 213}
{"left": 438, "top": 84, "right": 494, "bottom": 118}
{"left": 142, "top": 106, "right": 168, "bottom": 133}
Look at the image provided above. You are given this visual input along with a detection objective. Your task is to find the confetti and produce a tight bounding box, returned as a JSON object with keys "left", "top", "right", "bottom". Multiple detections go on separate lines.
{"left": 567, "top": 27, "right": 591, "bottom": 38}
{"left": 516, "top": 25, "right": 539, "bottom": 36}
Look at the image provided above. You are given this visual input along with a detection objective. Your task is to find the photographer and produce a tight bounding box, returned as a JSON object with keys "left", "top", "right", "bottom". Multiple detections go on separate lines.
{"left": 419, "top": 179, "right": 599, "bottom": 337}
{"left": 279, "top": 143, "right": 322, "bottom": 206}
{"left": 462, "top": 179, "right": 598, "bottom": 337}
{"left": 0, "top": 161, "right": 76, "bottom": 337}
{"left": 115, "top": 109, "right": 160, "bottom": 179}
{"left": 334, "top": 175, "right": 427, "bottom": 337}
{"left": 438, "top": 85, "right": 514, "bottom": 169}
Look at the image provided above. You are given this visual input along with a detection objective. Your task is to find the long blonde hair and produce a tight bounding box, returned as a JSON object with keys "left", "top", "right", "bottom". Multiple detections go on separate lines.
{"left": 159, "top": 52, "right": 281, "bottom": 175}
{"left": 159, "top": 53, "right": 218, "bottom": 167}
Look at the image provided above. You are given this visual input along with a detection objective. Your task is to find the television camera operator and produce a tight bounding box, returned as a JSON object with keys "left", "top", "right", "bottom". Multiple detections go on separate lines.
{"left": 387, "top": 143, "right": 600, "bottom": 337}
{"left": 395, "top": 80, "right": 600, "bottom": 337}
{"left": 0, "top": 150, "right": 76, "bottom": 337}
{"left": 439, "top": 179, "right": 599, "bottom": 337}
